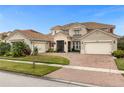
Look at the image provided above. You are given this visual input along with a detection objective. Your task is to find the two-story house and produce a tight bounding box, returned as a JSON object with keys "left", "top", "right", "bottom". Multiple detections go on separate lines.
{"left": 51, "top": 22, "right": 120, "bottom": 54}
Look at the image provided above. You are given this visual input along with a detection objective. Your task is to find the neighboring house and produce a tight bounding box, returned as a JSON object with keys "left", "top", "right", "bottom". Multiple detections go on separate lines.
{"left": 5, "top": 29, "right": 52, "bottom": 53}
{"left": 51, "top": 22, "right": 120, "bottom": 54}
{"left": 0, "top": 31, "right": 12, "bottom": 42}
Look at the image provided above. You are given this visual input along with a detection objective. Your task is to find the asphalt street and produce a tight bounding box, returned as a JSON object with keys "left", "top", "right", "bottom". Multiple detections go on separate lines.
{"left": 0, "top": 71, "right": 81, "bottom": 87}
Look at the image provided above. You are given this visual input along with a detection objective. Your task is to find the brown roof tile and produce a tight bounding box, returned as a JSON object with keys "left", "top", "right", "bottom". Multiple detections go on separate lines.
{"left": 51, "top": 25, "right": 62, "bottom": 30}
{"left": 51, "top": 22, "right": 115, "bottom": 30}
{"left": 15, "top": 29, "right": 52, "bottom": 41}
{"left": 81, "top": 22, "right": 115, "bottom": 29}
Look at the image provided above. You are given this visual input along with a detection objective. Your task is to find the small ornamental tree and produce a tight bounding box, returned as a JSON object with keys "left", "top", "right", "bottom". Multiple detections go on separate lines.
{"left": 32, "top": 47, "right": 38, "bottom": 56}
{"left": 11, "top": 42, "right": 31, "bottom": 57}
{"left": 0, "top": 42, "right": 11, "bottom": 56}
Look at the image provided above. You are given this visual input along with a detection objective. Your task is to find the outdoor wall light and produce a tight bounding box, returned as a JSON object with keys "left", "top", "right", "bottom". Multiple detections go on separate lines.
{"left": 53, "top": 42, "right": 56, "bottom": 45}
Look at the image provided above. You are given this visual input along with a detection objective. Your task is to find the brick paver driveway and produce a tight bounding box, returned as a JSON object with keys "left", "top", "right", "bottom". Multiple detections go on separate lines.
{"left": 46, "top": 53, "right": 117, "bottom": 69}
{"left": 45, "top": 53, "right": 124, "bottom": 86}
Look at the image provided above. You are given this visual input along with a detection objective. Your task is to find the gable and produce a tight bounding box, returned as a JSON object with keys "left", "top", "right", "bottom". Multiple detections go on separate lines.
{"left": 54, "top": 32, "right": 68, "bottom": 41}
{"left": 81, "top": 30, "right": 117, "bottom": 41}
{"left": 6, "top": 32, "right": 28, "bottom": 41}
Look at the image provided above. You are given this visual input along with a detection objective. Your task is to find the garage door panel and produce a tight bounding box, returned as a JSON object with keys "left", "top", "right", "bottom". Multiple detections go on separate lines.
{"left": 85, "top": 42, "right": 112, "bottom": 54}
{"left": 34, "top": 43, "right": 46, "bottom": 53}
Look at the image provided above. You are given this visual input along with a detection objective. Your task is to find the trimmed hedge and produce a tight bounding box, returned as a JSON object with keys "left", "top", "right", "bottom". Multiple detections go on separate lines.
{"left": 112, "top": 50, "right": 124, "bottom": 58}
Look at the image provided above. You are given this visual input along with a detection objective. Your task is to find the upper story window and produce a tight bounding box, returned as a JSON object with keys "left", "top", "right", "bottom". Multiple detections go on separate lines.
{"left": 62, "top": 30, "right": 68, "bottom": 32}
{"left": 74, "top": 30, "right": 80, "bottom": 35}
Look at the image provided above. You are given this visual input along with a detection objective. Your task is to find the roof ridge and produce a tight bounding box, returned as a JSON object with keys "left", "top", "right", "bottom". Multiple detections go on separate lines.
{"left": 51, "top": 22, "right": 115, "bottom": 30}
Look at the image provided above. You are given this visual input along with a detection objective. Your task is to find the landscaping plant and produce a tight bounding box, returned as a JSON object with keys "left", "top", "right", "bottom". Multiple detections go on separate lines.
{"left": 118, "top": 37, "right": 124, "bottom": 50}
{"left": 112, "top": 50, "right": 124, "bottom": 58}
{"left": 11, "top": 42, "right": 31, "bottom": 57}
{"left": 47, "top": 48, "right": 54, "bottom": 52}
{"left": 32, "top": 47, "right": 38, "bottom": 55}
{"left": 0, "top": 42, "right": 11, "bottom": 56}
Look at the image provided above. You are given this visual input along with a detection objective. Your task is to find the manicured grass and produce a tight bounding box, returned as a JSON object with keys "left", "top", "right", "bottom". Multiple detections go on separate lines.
{"left": 0, "top": 55, "right": 70, "bottom": 65}
{"left": 0, "top": 60, "right": 60, "bottom": 76}
{"left": 115, "top": 58, "right": 124, "bottom": 70}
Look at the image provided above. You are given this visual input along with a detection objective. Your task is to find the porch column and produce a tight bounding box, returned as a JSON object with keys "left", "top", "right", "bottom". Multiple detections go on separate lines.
{"left": 71, "top": 41, "right": 73, "bottom": 51}
{"left": 64, "top": 41, "right": 68, "bottom": 53}
{"left": 54, "top": 41, "right": 57, "bottom": 51}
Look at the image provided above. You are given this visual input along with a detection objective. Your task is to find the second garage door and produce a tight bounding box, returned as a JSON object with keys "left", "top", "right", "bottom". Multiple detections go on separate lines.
{"left": 34, "top": 43, "right": 47, "bottom": 53}
{"left": 85, "top": 42, "right": 112, "bottom": 54}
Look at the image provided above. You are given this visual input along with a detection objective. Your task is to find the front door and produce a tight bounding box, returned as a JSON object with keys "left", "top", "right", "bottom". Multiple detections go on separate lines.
{"left": 68, "top": 41, "right": 71, "bottom": 52}
{"left": 57, "top": 40, "right": 64, "bottom": 52}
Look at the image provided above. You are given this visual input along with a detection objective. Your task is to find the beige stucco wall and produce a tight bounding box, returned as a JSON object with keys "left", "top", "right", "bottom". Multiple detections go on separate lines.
{"left": 69, "top": 27, "right": 87, "bottom": 36}
{"left": 80, "top": 31, "right": 117, "bottom": 54}
{"left": 6, "top": 32, "right": 33, "bottom": 49}
{"left": 54, "top": 33, "right": 69, "bottom": 52}
{"left": 6, "top": 32, "right": 49, "bottom": 53}
{"left": 52, "top": 27, "right": 87, "bottom": 37}
{"left": 52, "top": 30, "right": 62, "bottom": 35}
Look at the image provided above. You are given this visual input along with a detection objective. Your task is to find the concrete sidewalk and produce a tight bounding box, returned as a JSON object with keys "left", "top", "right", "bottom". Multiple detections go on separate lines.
{"left": 0, "top": 59, "right": 124, "bottom": 74}
{"left": 1, "top": 58, "right": 124, "bottom": 86}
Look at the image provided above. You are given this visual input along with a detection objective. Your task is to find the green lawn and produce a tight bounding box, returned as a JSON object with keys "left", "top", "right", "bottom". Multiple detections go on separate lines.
{"left": 0, "top": 60, "right": 60, "bottom": 76}
{"left": 0, "top": 55, "right": 70, "bottom": 65}
{"left": 115, "top": 58, "right": 124, "bottom": 70}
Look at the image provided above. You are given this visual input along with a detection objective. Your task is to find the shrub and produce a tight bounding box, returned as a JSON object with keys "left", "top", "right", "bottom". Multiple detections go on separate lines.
{"left": 32, "top": 47, "right": 38, "bottom": 55}
{"left": 118, "top": 42, "right": 124, "bottom": 50}
{"left": 0, "top": 42, "right": 11, "bottom": 56}
{"left": 11, "top": 42, "right": 31, "bottom": 57}
{"left": 23, "top": 44, "right": 31, "bottom": 56}
{"left": 112, "top": 50, "right": 124, "bottom": 58}
{"left": 47, "top": 48, "right": 54, "bottom": 52}
{"left": 118, "top": 37, "right": 124, "bottom": 50}
{"left": 4, "top": 52, "right": 12, "bottom": 56}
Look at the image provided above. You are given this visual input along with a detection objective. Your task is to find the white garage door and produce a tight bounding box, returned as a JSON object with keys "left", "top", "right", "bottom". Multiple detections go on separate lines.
{"left": 85, "top": 42, "right": 112, "bottom": 54}
{"left": 34, "top": 43, "right": 46, "bottom": 53}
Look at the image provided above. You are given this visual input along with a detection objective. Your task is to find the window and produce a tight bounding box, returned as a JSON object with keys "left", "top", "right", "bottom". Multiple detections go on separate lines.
{"left": 54, "top": 31, "right": 56, "bottom": 34}
{"left": 72, "top": 41, "right": 80, "bottom": 50}
{"left": 74, "top": 30, "right": 80, "bottom": 35}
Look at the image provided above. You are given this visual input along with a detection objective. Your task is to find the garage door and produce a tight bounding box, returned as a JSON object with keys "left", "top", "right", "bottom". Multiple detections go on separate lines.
{"left": 34, "top": 43, "right": 46, "bottom": 53}
{"left": 85, "top": 42, "right": 112, "bottom": 54}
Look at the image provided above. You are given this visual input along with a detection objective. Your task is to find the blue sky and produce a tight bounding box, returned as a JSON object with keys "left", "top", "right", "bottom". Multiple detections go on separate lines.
{"left": 0, "top": 5, "right": 124, "bottom": 35}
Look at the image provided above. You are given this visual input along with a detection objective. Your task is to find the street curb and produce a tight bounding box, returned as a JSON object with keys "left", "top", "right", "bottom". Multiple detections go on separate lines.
{"left": 0, "top": 70, "right": 99, "bottom": 87}
{"left": 43, "top": 76, "right": 99, "bottom": 87}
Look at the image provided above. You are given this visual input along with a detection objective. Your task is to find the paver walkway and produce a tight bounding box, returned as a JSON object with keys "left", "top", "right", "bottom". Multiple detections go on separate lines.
{"left": 45, "top": 53, "right": 117, "bottom": 69}
{"left": 45, "top": 53, "right": 124, "bottom": 86}
{"left": 0, "top": 59, "right": 124, "bottom": 74}
{"left": 1, "top": 55, "right": 124, "bottom": 86}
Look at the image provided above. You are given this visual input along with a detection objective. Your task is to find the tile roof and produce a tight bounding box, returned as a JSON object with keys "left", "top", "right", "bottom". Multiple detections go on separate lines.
{"left": 0, "top": 31, "right": 12, "bottom": 40}
{"left": 15, "top": 29, "right": 53, "bottom": 41}
{"left": 51, "top": 22, "right": 115, "bottom": 30}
